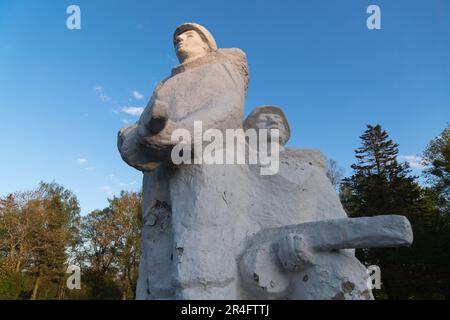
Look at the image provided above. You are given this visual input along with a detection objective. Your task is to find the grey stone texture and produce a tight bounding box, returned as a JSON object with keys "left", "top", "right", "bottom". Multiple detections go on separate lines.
{"left": 118, "top": 23, "right": 413, "bottom": 300}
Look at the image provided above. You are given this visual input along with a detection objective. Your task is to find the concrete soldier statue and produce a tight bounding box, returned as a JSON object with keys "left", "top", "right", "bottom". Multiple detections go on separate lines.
{"left": 117, "top": 23, "right": 413, "bottom": 300}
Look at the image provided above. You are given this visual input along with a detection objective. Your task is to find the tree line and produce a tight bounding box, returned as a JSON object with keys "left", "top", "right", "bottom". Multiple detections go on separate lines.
{"left": 0, "top": 124, "right": 449, "bottom": 299}
{"left": 337, "top": 124, "right": 450, "bottom": 299}
{"left": 0, "top": 185, "right": 141, "bottom": 299}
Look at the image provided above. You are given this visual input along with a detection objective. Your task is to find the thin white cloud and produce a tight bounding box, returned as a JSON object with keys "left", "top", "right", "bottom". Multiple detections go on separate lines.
{"left": 132, "top": 90, "right": 144, "bottom": 100}
{"left": 121, "top": 106, "right": 144, "bottom": 116}
{"left": 94, "top": 85, "right": 111, "bottom": 102}
{"left": 106, "top": 174, "right": 137, "bottom": 190}
{"left": 94, "top": 86, "right": 104, "bottom": 93}
{"left": 77, "top": 158, "right": 87, "bottom": 165}
{"left": 119, "top": 181, "right": 137, "bottom": 187}
{"left": 99, "top": 94, "right": 111, "bottom": 102}
{"left": 398, "top": 155, "right": 425, "bottom": 170}
{"left": 121, "top": 119, "right": 135, "bottom": 128}
{"left": 78, "top": 158, "right": 94, "bottom": 171}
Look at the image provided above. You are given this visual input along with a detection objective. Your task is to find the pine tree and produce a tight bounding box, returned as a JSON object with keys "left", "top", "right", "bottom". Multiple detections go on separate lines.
{"left": 340, "top": 124, "right": 440, "bottom": 299}
{"left": 341, "top": 125, "right": 419, "bottom": 217}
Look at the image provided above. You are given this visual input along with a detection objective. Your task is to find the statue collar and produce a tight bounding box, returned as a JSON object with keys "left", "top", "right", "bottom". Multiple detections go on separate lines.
{"left": 171, "top": 51, "right": 225, "bottom": 77}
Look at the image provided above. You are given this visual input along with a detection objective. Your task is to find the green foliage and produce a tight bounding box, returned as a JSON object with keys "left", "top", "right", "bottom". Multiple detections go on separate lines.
{"left": 0, "top": 184, "right": 142, "bottom": 300}
{"left": 79, "top": 270, "right": 123, "bottom": 300}
{"left": 423, "top": 124, "right": 450, "bottom": 214}
{"left": 0, "top": 268, "right": 29, "bottom": 299}
{"left": 75, "top": 191, "right": 142, "bottom": 300}
{"left": 341, "top": 124, "right": 450, "bottom": 299}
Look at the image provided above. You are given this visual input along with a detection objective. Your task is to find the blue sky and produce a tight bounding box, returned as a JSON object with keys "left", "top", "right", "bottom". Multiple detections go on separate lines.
{"left": 1, "top": 0, "right": 449, "bottom": 215}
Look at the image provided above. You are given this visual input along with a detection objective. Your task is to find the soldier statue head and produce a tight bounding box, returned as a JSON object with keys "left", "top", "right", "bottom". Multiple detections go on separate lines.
{"left": 173, "top": 23, "right": 218, "bottom": 64}
{"left": 244, "top": 105, "right": 291, "bottom": 146}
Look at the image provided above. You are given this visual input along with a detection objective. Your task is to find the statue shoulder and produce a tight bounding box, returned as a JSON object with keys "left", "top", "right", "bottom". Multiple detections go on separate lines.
{"left": 281, "top": 148, "right": 327, "bottom": 172}
{"left": 218, "top": 48, "right": 249, "bottom": 90}
{"left": 153, "top": 75, "right": 173, "bottom": 93}
{"left": 219, "top": 48, "right": 247, "bottom": 62}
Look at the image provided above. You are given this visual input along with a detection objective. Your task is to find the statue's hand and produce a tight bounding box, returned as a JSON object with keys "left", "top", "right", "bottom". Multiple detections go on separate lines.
{"left": 141, "top": 99, "right": 169, "bottom": 134}
{"left": 278, "top": 233, "right": 315, "bottom": 272}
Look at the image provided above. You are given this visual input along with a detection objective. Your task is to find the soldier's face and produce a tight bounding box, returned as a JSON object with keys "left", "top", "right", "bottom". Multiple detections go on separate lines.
{"left": 255, "top": 113, "right": 287, "bottom": 144}
{"left": 175, "top": 30, "right": 209, "bottom": 63}
{"left": 255, "top": 114, "right": 285, "bottom": 132}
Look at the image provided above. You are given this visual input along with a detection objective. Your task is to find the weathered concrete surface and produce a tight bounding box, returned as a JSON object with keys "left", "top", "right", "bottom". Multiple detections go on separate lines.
{"left": 240, "top": 215, "right": 413, "bottom": 300}
{"left": 134, "top": 147, "right": 412, "bottom": 299}
{"left": 117, "top": 22, "right": 414, "bottom": 300}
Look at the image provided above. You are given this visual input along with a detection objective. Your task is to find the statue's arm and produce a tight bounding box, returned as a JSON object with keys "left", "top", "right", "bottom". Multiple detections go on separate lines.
{"left": 239, "top": 215, "right": 413, "bottom": 297}
{"left": 120, "top": 60, "right": 246, "bottom": 167}
{"left": 140, "top": 69, "right": 245, "bottom": 145}
{"left": 117, "top": 125, "right": 160, "bottom": 171}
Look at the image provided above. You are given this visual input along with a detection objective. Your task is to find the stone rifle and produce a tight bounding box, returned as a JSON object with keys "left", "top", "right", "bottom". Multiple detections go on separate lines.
{"left": 239, "top": 215, "right": 413, "bottom": 300}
